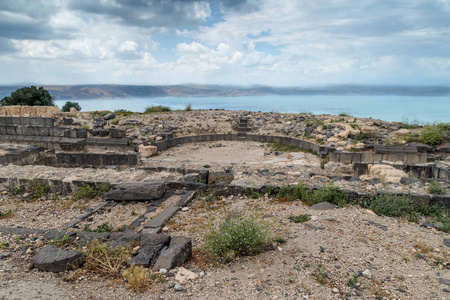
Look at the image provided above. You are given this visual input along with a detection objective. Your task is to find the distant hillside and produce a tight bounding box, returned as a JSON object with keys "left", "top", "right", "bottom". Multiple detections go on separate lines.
{"left": 1, "top": 84, "right": 449, "bottom": 100}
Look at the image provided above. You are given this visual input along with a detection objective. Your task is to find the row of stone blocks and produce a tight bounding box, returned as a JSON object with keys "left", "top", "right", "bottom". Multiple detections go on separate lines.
{"left": 54, "top": 152, "right": 139, "bottom": 167}
{"left": 330, "top": 151, "right": 428, "bottom": 164}
{"left": 0, "top": 146, "right": 44, "bottom": 165}
{"left": 0, "top": 116, "right": 53, "bottom": 127}
{"left": 0, "top": 125, "right": 87, "bottom": 138}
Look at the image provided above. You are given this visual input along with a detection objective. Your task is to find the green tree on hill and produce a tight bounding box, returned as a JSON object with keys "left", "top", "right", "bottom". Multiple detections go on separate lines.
{"left": 0, "top": 86, "right": 55, "bottom": 106}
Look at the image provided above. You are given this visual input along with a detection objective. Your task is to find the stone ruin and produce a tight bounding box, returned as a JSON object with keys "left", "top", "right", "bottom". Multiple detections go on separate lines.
{"left": 0, "top": 106, "right": 449, "bottom": 273}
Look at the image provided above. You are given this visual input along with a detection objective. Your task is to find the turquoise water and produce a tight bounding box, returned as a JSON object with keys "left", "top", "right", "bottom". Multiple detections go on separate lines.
{"left": 55, "top": 95, "right": 450, "bottom": 123}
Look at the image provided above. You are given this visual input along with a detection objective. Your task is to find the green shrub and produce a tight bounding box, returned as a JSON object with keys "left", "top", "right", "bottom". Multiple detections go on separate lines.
{"left": 338, "top": 112, "right": 351, "bottom": 117}
{"left": 110, "top": 118, "right": 120, "bottom": 125}
{"left": 75, "top": 182, "right": 114, "bottom": 199}
{"left": 288, "top": 214, "right": 310, "bottom": 223}
{"left": 82, "top": 239, "right": 129, "bottom": 277}
{"left": 204, "top": 211, "right": 272, "bottom": 263}
{"left": 427, "top": 181, "right": 447, "bottom": 195}
{"left": 312, "top": 182, "right": 348, "bottom": 207}
{"left": 61, "top": 101, "right": 81, "bottom": 112}
{"left": 417, "top": 122, "right": 450, "bottom": 146}
{"left": 185, "top": 103, "right": 192, "bottom": 111}
{"left": 114, "top": 109, "right": 133, "bottom": 116}
{"left": 144, "top": 105, "right": 171, "bottom": 113}
{"left": 244, "top": 187, "right": 261, "bottom": 199}
{"left": 361, "top": 193, "right": 450, "bottom": 231}
{"left": 9, "top": 187, "right": 23, "bottom": 196}
{"left": 28, "top": 179, "right": 51, "bottom": 199}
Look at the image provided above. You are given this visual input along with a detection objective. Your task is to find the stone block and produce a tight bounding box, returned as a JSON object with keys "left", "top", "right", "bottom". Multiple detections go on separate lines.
{"left": 45, "top": 118, "right": 54, "bottom": 127}
{"left": 76, "top": 129, "right": 87, "bottom": 138}
{"left": 102, "top": 153, "right": 128, "bottom": 165}
{"left": 144, "top": 206, "right": 180, "bottom": 229}
{"left": 128, "top": 154, "right": 139, "bottom": 165}
{"left": 39, "top": 127, "right": 49, "bottom": 136}
{"left": 127, "top": 234, "right": 170, "bottom": 267}
{"left": 360, "top": 152, "right": 374, "bottom": 163}
{"left": 153, "top": 236, "right": 192, "bottom": 270}
{"left": 11, "top": 117, "right": 20, "bottom": 125}
{"left": 33, "top": 246, "right": 84, "bottom": 273}
{"left": 340, "top": 153, "right": 353, "bottom": 164}
{"left": 102, "top": 182, "right": 166, "bottom": 201}
{"left": 35, "top": 117, "right": 47, "bottom": 127}
{"left": 138, "top": 145, "right": 158, "bottom": 158}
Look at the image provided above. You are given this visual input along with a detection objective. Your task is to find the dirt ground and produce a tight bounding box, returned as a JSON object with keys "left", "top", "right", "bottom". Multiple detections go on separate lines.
{"left": 1, "top": 190, "right": 449, "bottom": 300}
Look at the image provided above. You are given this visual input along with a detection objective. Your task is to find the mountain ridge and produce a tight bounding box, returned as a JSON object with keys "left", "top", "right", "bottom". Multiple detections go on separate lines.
{"left": 1, "top": 84, "right": 449, "bottom": 100}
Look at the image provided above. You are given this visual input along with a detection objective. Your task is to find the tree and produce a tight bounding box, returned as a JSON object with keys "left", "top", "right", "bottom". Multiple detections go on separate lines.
{"left": 61, "top": 101, "right": 82, "bottom": 112}
{"left": 0, "top": 86, "right": 55, "bottom": 106}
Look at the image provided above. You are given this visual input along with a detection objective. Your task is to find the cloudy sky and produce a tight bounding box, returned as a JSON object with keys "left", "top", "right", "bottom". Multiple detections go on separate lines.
{"left": 1, "top": 0, "right": 449, "bottom": 86}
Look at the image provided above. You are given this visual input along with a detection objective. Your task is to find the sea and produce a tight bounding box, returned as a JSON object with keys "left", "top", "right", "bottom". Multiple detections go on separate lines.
{"left": 55, "top": 95, "right": 450, "bottom": 123}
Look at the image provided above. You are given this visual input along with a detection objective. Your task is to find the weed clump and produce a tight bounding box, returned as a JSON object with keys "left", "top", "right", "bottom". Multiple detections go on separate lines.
{"left": 122, "top": 265, "right": 150, "bottom": 292}
{"left": 74, "top": 182, "right": 114, "bottom": 199}
{"left": 144, "top": 105, "right": 171, "bottom": 113}
{"left": 204, "top": 211, "right": 272, "bottom": 263}
{"left": 417, "top": 122, "right": 450, "bottom": 146}
{"left": 427, "top": 180, "right": 447, "bottom": 195}
{"left": 83, "top": 222, "right": 125, "bottom": 233}
{"left": 274, "top": 182, "right": 348, "bottom": 207}
{"left": 28, "top": 179, "right": 51, "bottom": 199}
{"left": 361, "top": 193, "right": 450, "bottom": 232}
{"left": 288, "top": 214, "right": 310, "bottom": 223}
{"left": 82, "top": 239, "right": 129, "bottom": 277}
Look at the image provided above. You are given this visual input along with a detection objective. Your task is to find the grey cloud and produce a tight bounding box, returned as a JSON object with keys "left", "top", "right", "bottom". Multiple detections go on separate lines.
{"left": 0, "top": 38, "right": 18, "bottom": 53}
{"left": 0, "top": 0, "right": 71, "bottom": 40}
{"left": 220, "top": 0, "right": 260, "bottom": 13}
{"left": 69, "top": 0, "right": 210, "bottom": 31}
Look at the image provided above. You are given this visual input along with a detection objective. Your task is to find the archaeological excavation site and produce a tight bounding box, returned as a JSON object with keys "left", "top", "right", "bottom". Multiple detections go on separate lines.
{"left": 0, "top": 105, "right": 449, "bottom": 299}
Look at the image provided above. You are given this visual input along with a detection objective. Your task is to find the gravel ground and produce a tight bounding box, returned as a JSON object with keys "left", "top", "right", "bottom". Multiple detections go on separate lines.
{"left": 1, "top": 192, "right": 449, "bottom": 300}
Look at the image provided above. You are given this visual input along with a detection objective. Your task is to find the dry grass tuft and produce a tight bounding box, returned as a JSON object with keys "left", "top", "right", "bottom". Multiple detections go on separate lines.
{"left": 122, "top": 265, "right": 150, "bottom": 293}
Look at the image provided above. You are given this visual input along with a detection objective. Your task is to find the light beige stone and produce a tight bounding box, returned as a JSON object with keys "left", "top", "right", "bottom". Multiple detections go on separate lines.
{"left": 138, "top": 145, "right": 158, "bottom": 157}
{"left": 0, "top": 105, "right": 60, "bottom": 117}
{"left": 361, "top": 126, "right": 377, "bottom": 134}
{"left": 338, "top": 130, "right": 350, "bottom": 138}
{"left": 175, "top": 267, "right": 198, "bottom": 283}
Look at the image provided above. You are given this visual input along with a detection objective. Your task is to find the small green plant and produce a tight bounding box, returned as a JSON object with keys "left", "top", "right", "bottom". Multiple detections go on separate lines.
{"left": 288, "top": 214, "right": 310, "bottom": 223}
{"left": 273, "top": 237, "right": 286, "bottom": 244}
{"left": 74, "top": 182, "right": 114, "bottom": 199}
{"left": 312, "top": 182, "right": 348, "bottom": 207}
{"left": 121, "top": 200, "right": 128, "bottom": 206}
{"left": 185, "top": 103, "right": 192, "bottom": 111}
{"left": 417, "top": 122, "right": 449, "bottom": 146}
{"left": 1, "top": 242, "right": 10, "bottom": 249}
{"left": 244, "top": 187, "right": 261, "bottom": 199}
{"left": 144, "top": 105, "right": 171, "bottom": 113}
{"left": 338, "top": 112, "right": 351, "bottom": 117}
{"left": 92, "top": 111, "right": 111, "bottom": 117}
{"left": 427, "top": 181, "right": 446, "bottom": 195}
{"left": 352, "top": 133, "right": 373, "bottom": 141}
{"left": 44, "top": 235, "right": 70, "bottom": 247}
{"left": 81, "top": 122, "right": 90, "bottom": 130}
{"left": 350, "top": 123, "right": 360, "bottom": 129}
{"left": 321, "top": 123, "right": 328, "bottom": 130}
{"left": 114, "top": 109, "right": 133, "bottom": 116}
{"left": 361, "top": 193, "right": 450, "bottom": 232}
{"left": 312, "top": 263, "right": 329, "bottom": 284}
{"left": 110, "top": 118, "right": 120, "bottom": 125}
{"left": 0, "top": 209, "right": 13, "bottom": 219}
{"left": 348, "top": 274, "right": 359, "bottom": 286}
{"left": 204, "top": 210, "right": 272, "bottom": 263}
{"left": 82, "top": 239, "right": 129, "bottom": 277}
{"left": 9, "top": 187, "right": 23, "bottom": 196}
{"left": 131, "top": 210, "right": 136, "bottom": 216}
{"left": 28, "top": 179, "right": 51, "bottom": 199}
